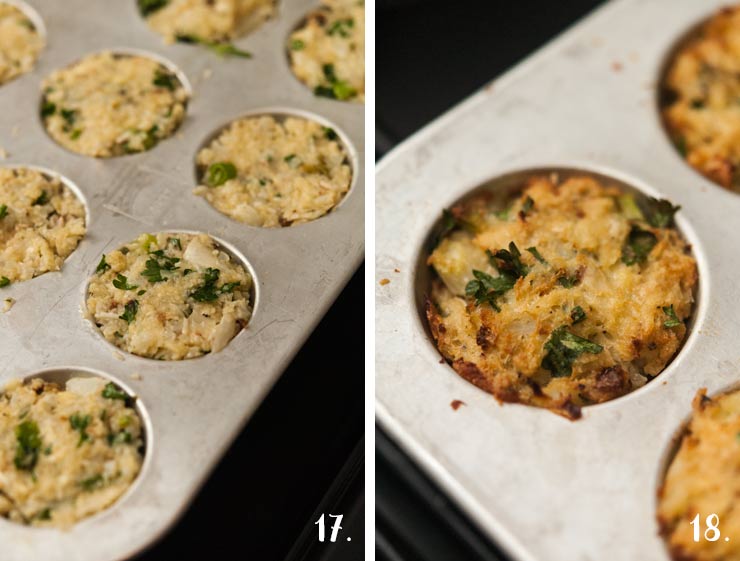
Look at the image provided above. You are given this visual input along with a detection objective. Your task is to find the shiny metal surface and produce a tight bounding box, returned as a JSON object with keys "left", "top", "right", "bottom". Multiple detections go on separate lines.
{"left": 375, "top": 1, "right": 730, "bottom": 560}
{"left": 0, "top": 1, "right": 364, "bottom": 559}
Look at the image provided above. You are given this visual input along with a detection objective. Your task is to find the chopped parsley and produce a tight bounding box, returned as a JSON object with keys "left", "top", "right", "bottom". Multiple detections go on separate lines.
{"left": 32, "top": 191, "right": 49, "bottom": 206}
{"left": 521, "top": 196, "right": 534, "bottom": 215}
{"left": 138, "top": 0, "right": 168, "bottom": 16}
{"left": 315, "top": 63, "right": 357, "bottom": 100}
{"left": 190, "top": 267, "right": 222, "bottom": 302}
{"left": 465, "top": 270, "right": 516, "bottom": 311}
{"left": 0, "top": 277, "right": 10, "bottom": 288}
{"left": 327, "top": 17, "right": 355, "bottom": 37}
{"left": 284, "top": 154, "right": 301, "bottom": 167}
{"left": 622, "top": 225, "right": 657, "bottom": 265}
{"left": 570, "top": 306, "right": 586, "bottom": 324}
{"left": 219, "top": 281, "right": 240, "bottom": 294}
{"left": 322, "top": 126, "right": 338, "bottom": 140}
{"left": 618, "top": 194, "right": 644, "bottom": 221}
{"left": 112, "top": 274, "right": 138, "bottom": 290}
{"left": 14, "top": 420, "right": 41, "bottom": 471}
{"left": 0, "top": 204, "right": 6, "bottom": 219}
{"left": 107, "top": 431, "right": 133, "bottom": 445}
{"left": 37, "top": 508, "right": 52, "bottom": 521}
{"left": 153, "top": 69, "right": 177, "bottom": 90}
{"left": 102, "top": 382, "right": 128, "bottom": 401}
{"left": 80, "top": 474, "right": 104, "bottom": 491}
{"left": 119, "top": 300, "right": 138, "bottom": 323}
{"left": 41, "top": 101, "right": 56, "bottom": 117}
{"left": 60, "top": 108, "right": 77, "bottom": 130}
{"left": 640, "top": 197, "right": 681, "bottom": 228}
{"left": 489, "top": 242, "right": 529, "bottom": 278}
{"left": 142, "top": 250, "right": 180, "bottom": 283}
{"left": 557, "top": 274, "right": 579, "bottom": 288}
{"left": 168, "top": 237, "right": 182, "bottom": 250}
{"left": 69, "top": 128, "right": 82, "bottom": 140}
{"left": 541, "top": 326, "right": 603, "bottom": 378}
{"left": 206, "top": 162, "right": 237, "bottom": 187}
{"left": 662, "top": 305, "right": 682, "bottom": 328}
{"left": 526, "top": 246, "right": 547, "bottom": 264}
{"left": 674, "top": 136, "right": 688, "bottom": 157}
{"left": 290, "top": 39, "right": 305, "bottom": 51}
{"left": 95, "top": 255, "right": 110, "bottom": 275}
{"left": 69, "top": 413, "right": 91, "bottom": 446}
{"left": 175, "top": 34, "right": 251, "bottom": 58}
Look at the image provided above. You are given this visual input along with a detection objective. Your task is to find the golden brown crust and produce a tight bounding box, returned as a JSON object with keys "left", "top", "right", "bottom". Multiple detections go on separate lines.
{"left": 662, "top": 5, "right": 740, "bottom": 190}
{"left": 426, "top": 174, "right": 698, "bottom": 419}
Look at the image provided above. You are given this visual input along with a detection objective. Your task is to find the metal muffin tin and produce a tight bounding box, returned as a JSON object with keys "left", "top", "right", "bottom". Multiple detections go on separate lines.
{"left": 0, "top": 0, "right": 364, "bottom": 559}
{"left": 375, "top": 1, "right": 737, "bottom": 559}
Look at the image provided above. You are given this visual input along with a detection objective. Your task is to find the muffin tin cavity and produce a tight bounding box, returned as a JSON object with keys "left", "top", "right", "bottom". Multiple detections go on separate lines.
{"left": 39, "top": 50, "right": 190, "bottom": 158}
{"left": 417, "top": 168, "right": 700, "bottom": 420}
{"left": 0, "top": 165, "right": 87, "bottom": 286}
{"left": 193, "top": 110, "right": 354, "bottom": 227}
{"left": 85, "top": 231, "right": 257, "bottom": 361}
{"left": 0, "top": 1, "right": 45, "bottom": 87}
{"left": 287, "top": 0, "right": 365, "bottom": 103}
{"left": 659, "top": 5, "right": 740, "bottom": 193}
{"left": 0, "top": 367, "right": 148, "bottom": 528}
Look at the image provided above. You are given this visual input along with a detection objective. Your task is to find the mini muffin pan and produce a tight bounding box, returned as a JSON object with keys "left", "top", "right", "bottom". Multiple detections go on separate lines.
{"left": 0, "top": 1, "right": 363, "bottom": 559}
{"left": 375, "top": 1, "right": 735, "bottom": 560}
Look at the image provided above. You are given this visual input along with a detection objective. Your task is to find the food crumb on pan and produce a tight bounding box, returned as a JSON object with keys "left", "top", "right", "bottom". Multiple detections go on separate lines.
{"left": 0, "top": 376, "right": 144, "bottom": 528}
{"left": 87, "top": 232, "right": 252, "bottom": 360}
{"left": 394, "top": 268, "right": 400, "bottom": 273}
{"left": 2, "top": 297, "right": 13, "bottom": 312}
{"left": 0, "top": 3, "right": 43, "bottom": 86}
{"left": 40, "top": 51, "right": 188, "bottom": 158}
{"left": 288, "top": 0, "right": 365, "bottom": 103}
{"left": 0, "top": 167, "right": 86, "bottom": 284}
{"left": 138, "top": 0, "right": 275, "bottom": 45}
{"left": 662, "top": 5, "right": 740, "bottom": 191}
{"left": 450, "top": 399, "right": 465, "bottom": 411}
{"left": 194, "top": 115, "right": 352, "bottom": 227}
{"left": 130, "top": 372, "right": 142, "bottom": 381}
{"left": 426, "top": 174, "right": 698, "bottom": 420}
{"left": 379, "top": 278, "right": 390, "bottom": 286}
{"left": 657, "top": 388, "right": 740, "bottom": 560}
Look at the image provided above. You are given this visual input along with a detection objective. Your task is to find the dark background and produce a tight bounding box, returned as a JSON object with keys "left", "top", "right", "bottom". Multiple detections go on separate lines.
{"left": 376, "top": 1, "right": 605, "bottom": 560}
{"left": 136, "top": 266, "right": 364, "bottom": 561}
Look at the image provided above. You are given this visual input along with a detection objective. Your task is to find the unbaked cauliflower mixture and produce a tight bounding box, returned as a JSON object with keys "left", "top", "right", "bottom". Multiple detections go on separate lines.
{"left": 0, "top": 167, "right": 86, "bottom": 285}
{"left": 288, "top": 0, "right": 365, "bottom": 102}
{"left": 0, "top": 2, "right": 43, "bottom": 86}
{"left": 0, "top": 376, "right": 143, "bottom": 528}
{"left": 427, "top": 174, "right": 697, "bottom": 419}
{"left": 87, "top": 232, "right": 252, "bottom": 360}
{"left": 41, "top": 51, "right": 188, "bottom": 157}
{"left": 194, "top": 115, "right": 352, "bottom": 227}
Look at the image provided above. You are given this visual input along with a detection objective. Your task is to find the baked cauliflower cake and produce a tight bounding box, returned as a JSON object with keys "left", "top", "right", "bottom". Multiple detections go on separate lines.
{"left": 194, "top": 115, "right": 351, "bottom": 227}
{"left": 0, "top": 2, "right": 43, "bottom": 86}
{"left": 663, "top": 5, "right": 740, "bottom": 191}
{"left": 0, "top": 167, "right": 86, "bottom": 285}
{"left": 0, "top": 376, "right": 143, "bottom": 528}
{"left": 138, "top": 0, "right": 275, "bottom": 45}
{"left": 658, "top": 388, "right": 740, "bottom": 561}
{"left": 426, "top": 174, "right": 698, "bottom": 419}
{"left": 87, "top": 232, "right": 252, "bottom": 360}
{"left": 288, "top": 0, "right": 365, "bottom": 103}
{"left": 41, "top": 51, "right": 188, "bottom": 158}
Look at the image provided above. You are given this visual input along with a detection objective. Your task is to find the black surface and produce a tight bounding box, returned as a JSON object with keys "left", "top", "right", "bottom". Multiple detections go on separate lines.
{"left": 376, "top": 1, "right": 606, "bottom": 560}
{"left": 136, "top": 265, "right": 364, "bottom": 561}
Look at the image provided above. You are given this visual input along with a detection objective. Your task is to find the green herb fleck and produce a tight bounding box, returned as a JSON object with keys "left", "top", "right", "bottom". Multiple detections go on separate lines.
{"left": 119, "top": 300, "right": 138, "bottom": 324}
{"left": 662, "top": 305, "right": 682, "bottom": 328}
{"left": 153, "top": 69, "right": 176, "bottom": 90}
{"left": 175, "top": 34, "right": 251, "bottom": 58}
{"left": 190, "top": 267, "right": 221, "bottom": 302}
{"left": 80, "top": 474, "right": 103, "bottom": 491}
{"left": 102, "top": 382, "right": 128, "bottom": 401}
{"left": 0, "top": 276, "right": 10, "bottom": 288}
{"left": 489, "top": 242, "right": 529, "bottom": 278}
{"left": 290, "top": 39, "right": 305, "bottom": 50}
{"left": 41, "top": 101, "right": 56, "bottom": 118}
{"left": 622, "top": 225, "right": 657, "bottom": 265}
{"left": 526, "top": 246, "right": 547, "bottom": 264}
{"left": 69, "top": 413, "right": 91, "bottom": 446}
{"left": 327, "top": 17, "right": 354, "bottom": 37}
{"left": 14, "top": 420, "right": 41, "bottom": 471}
{"left": 640, "top": 197, "right": 681, "bottom": 228}
{"left": 322, "top": 126, "right": 338, "bottom": 140}
{"left": 37, "top": 508, "right": 52, "bottom": 521}
{"left": 617, "top": 194, "right": 644, "bottom": 221}
{"left": 32, "top": 191, "right": 48, "bottom": 206}
{"left": 315, "top": 63, "right": 357, "bottom": 100}
{"left": 107, "top": 431, "right": 133, "bottom": 445}
{"left": 142, "top": 250, "right": 180, "bottom": 283}
{"left": 570, "top": 306, "right": 586, "bottom": 324}
{"left": 557, "top": 274, "right": 579, "bottom": 288}
{"left": 137, "top": 0, "right": 169, "bottom": 16}
{"left": 542, "top": 326, "right": 603, "bottom": 378}
{"left": 674, "top": 136, "right": 688, "bottom": 157}
{"left": 284, "top": 154, "right": 301, "bottom": 167}
{"left": 521, "top": 196, "right": 534, "bottom": 215}
{"left": 69, "top": 128, "right": 82, "bottom": 140}
{"left": 60, "top": 108, "right": 76, "bottom": 129}
{"left": 206, "top": 162, "right": 237, "bottom": 187}
{"left": 0, "top": 204, "right": 7, "bottom": 219}
{"left": 95, "top": 255, "right": 110, "bottom": 275}
{"left": 113, "top": 274, "right": 138, "bottom": 291}
{"left": 168, "top": 237, "right": 181, "bottom": 250}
